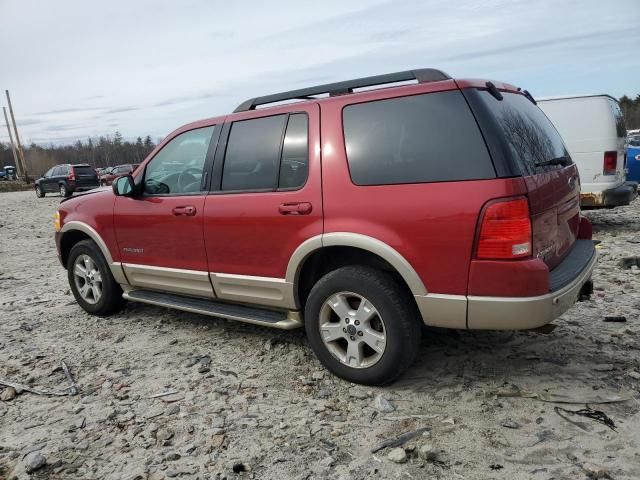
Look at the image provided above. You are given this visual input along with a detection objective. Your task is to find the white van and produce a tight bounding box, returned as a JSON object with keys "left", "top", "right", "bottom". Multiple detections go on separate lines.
{"left": 538, "top": 94, "right": 637, "bottom": 208}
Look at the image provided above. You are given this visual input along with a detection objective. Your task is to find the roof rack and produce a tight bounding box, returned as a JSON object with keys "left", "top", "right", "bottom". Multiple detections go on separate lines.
{"left": 233, "top": 68, "right": 451, "bottom": 113}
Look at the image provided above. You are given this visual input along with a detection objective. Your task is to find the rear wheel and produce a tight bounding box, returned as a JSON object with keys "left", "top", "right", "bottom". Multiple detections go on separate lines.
{"left": 67, "top": 239, "right": 125, "bottom": 316}
{"left": 59, "top": 184, "right": 72, "bottom": 197}
{"left": 305, "top": 266, "right": 421, "bottom": 385}
{"left": 35, "top": 185, "right": 45, "bottom": 198}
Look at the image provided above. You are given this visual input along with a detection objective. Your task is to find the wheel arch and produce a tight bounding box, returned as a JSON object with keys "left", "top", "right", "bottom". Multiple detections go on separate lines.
{"left": 60, "top": 222, "right": 128, "bottom": 284}
{"left": 287, "top": 233, "right": 427, "bottom": 308}
{"left": 60, "top": 222, "right": 114, "bottom": 267}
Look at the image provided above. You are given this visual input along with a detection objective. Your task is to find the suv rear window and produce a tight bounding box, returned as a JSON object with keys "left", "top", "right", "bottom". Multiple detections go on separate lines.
{"left": 342, "top": 91, "right": 495, "bottom": 186}
{"left": 73, "top": 166, "right": 95, "bottom": 175}
{"left": 474, "top": 91, "right": 570, "bottom": 175}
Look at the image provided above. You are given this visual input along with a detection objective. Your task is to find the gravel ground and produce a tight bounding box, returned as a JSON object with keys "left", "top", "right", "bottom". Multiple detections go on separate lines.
{"left": 0, "top": 190, "right": 639, "bottom": 480}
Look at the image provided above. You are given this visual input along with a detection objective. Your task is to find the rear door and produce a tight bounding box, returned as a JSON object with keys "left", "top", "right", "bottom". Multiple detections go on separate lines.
{"left": 203, "top": 104, "right": 322, "bottom": 307}
{"left": 469, "top": 90, "right": 580, "bottom": 269}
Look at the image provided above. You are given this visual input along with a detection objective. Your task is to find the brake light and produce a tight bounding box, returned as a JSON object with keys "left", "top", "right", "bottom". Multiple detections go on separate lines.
{"left": 603, "top": 151, "right": 617, "bottom": 175}
{"left": 476, "top": 198, "right": 532, "bottom": 260}
{"left": 68, "top": 167, "right": 75, "bottom": 181}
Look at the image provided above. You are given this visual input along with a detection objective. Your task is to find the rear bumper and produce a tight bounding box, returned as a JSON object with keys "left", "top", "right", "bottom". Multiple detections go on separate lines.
{"left": 466, "top": 241, "right": 596, "bottom": 329}
{"left": 415, "top": 240, "right": 597, "bottom": 330}
{"left": 582, "top": 182, "right": 637, "bottom": 208}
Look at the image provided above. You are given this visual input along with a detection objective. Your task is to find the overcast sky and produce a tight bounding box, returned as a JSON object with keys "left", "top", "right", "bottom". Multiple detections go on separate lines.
{"left": 1, "top": 0, "right": 639, "bottom": 145}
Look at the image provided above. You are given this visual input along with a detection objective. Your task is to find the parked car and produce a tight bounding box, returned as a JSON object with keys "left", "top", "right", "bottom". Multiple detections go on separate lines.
{"left": 100, "top": 164, "right": 140, "bottom": 186}
{"left": 54, "top": 69, "right": 596, "bottom": 385}
{"left": 4, "top": 166, "right": 16, "bottom": 180}
{"left": 0, "top": 169, "right": 6, "bottom": 180}
{"left": 627, "top": 135, "right": 640, "bottom": 183}
{"left": 538, "top": 95, "right": 638, "bottom": 208}
{"left": 35, "top": 164, "right": 99, "bottom": 198}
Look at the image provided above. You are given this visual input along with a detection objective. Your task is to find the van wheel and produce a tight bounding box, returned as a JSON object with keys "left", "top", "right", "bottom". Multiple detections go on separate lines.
{"left": 67, "top": 239, "right": 125, "bottom": 316}
{"left": 35, "top": 185, "right": 45, "bottom": 198}
{"left": 305, "top": 266, "right": 421, "bottom": 386}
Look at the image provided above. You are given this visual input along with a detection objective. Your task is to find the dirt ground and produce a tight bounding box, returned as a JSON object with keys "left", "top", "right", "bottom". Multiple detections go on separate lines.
{"left": 0, "top": 190, "right": 639, "bottom": 480}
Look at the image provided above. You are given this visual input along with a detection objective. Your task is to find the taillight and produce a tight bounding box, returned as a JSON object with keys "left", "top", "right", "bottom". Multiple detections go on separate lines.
{"left": 68, "top": 167, "right": 75, "bottom": 181}
{"left": 476, "top": 198, "right": 532, "bottom": 260}
{"left": 603, "top": 151, "right": 617, "bottom": 175}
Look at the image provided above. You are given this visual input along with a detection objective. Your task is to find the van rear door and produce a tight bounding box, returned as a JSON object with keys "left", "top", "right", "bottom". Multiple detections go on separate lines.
{"left": 464, "top": 89, "right": 580, "bottom": 270}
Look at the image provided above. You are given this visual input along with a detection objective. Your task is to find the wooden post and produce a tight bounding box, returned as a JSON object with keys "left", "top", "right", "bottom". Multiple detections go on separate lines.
{"left": 5, "top": 90, "right": 31, "bottom": 183}
{"left": 2, "top": 106, "right": 21, "bottom": 179}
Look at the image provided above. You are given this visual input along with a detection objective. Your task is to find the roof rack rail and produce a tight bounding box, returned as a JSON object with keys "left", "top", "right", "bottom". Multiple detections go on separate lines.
{"left": 233, "top": 68, "right": 451, "bottom": 113}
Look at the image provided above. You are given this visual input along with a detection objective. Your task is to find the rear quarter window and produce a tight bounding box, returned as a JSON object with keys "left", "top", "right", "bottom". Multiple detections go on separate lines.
{"left": 342, "top": 91, "right": 495, "bottom": 186}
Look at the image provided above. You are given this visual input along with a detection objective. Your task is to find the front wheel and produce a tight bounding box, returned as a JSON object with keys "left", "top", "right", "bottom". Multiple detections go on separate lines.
{"left": 67, "top": 239, "right": 125, "bottom": 316}
{"left": 35, "top": 185, "right": 45, "bottom": 198}
{"left": 305, "top": 266, "right": 422, "bottom": 386}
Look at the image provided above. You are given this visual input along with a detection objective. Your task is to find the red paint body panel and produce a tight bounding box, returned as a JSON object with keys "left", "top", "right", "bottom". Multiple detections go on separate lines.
{"left": 468, "top": 258, "right": 549, "bottom": 297}
{"left": 203, "top": 103, "right": 322, "bottom": 277}
{"left": 58, "top": 189, "right": 120, "bottom": 260}
{"left": 318, "top": 89, "right": 528, "bottom": 295}
{"left": 113, "top": 195, "right": 208, "bottom": 271}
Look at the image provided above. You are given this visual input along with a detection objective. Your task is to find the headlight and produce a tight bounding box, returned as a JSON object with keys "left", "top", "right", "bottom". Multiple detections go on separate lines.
{"left": 54, "top": 211, "right": 61, "bottom": 232}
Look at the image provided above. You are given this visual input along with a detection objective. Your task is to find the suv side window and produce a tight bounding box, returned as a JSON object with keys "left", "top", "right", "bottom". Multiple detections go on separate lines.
{"left": 343, "top": 91, "right": 495, "bottom": 186}
{"left": 52, "top": 166, "right": 65, "bottom": 176}
{"left": 44, "top": 167, "right": 55, "bottom": 177}
{"left": 221, "top": 115, "right": 287, "bottom": 191}
{"left": 144, "top": 126, "right": 214, "bottom": 195}
{"left": 279, "top": 114, "right": 309, "bottom": 189}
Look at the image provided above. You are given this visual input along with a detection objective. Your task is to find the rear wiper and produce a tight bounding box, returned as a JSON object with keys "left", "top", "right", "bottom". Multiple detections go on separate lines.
{"left": 534, "top": 156, "right": 571, "bottom": 167}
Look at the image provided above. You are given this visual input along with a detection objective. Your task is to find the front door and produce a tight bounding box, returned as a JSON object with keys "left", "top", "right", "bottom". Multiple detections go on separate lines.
{"left": 203, "top": 104, "right": 322, "bottom": 308}
{"left": 114, "top": 124, "right": 220, "bottom": 298}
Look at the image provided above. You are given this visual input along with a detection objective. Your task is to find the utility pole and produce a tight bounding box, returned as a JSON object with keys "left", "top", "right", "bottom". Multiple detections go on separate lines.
{"left": 2, "top": 106, "right": 21, "bottom": 179}
{"left": 5, "top": 90, "right": 30, "bottom": 183}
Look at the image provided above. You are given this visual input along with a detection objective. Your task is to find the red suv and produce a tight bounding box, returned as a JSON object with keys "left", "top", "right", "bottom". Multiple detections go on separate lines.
{"left": 54, "top": 69, "right": 596, "bottom": 385}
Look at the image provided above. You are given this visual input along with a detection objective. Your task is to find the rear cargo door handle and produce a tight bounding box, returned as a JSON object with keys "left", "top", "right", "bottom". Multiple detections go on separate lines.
{"left": 172, "top": 205, "right": 197, "bottom": 216}
{"left": 279, "top": 202, "right": 312, "bottom": 215}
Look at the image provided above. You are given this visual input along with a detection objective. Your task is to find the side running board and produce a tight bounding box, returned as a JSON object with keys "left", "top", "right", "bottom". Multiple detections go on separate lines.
{"left": 123, "top": 289, "right": 303, "bottom": 330}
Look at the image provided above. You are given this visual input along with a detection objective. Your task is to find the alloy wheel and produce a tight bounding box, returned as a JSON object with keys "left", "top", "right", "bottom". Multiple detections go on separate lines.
{"left": 318, "top": 291, "right": 387, "bottom": 369}
{"left": 73, "top": 254, "right": 103, "bottom": 304}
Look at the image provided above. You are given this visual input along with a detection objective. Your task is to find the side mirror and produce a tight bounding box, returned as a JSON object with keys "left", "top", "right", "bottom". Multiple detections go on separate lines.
{"left": 112, "top": 174, "right": 136, "bottom": 197}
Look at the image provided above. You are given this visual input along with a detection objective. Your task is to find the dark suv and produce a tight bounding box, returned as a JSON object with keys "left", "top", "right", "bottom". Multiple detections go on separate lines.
{"left": 54, "top": 69, "right": 596, "bottom": 385}
{"left": 35, "top": 164, "right": 99, "bottom": 198}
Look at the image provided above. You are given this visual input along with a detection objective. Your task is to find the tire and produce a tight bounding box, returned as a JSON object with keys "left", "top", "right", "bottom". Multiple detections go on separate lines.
{"left": 35, "top": 185, "right": 45, "bottom": 198}
{"left": 304, "top": 266, "right": 422, "bottom": 386}
{"left": 67, "top": 239, "right": 125, "bottom": 316}
{"left": 59, "top": 184, "right": 72, "bottom": 197}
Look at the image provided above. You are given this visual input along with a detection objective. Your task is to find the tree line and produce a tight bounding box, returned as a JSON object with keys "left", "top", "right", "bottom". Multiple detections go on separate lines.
{"left": 0, "top": 132, "right": 157, "bottom": 177}
{"left": 1, "top": 92, "right": 640, "bottom": 178}
{"left": 619, "top": 94, "right": 640, "bottom": 131}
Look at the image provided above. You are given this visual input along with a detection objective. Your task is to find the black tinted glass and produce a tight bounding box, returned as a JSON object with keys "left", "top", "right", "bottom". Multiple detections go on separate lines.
{"left": 343, "top": 91, "right": 495, "bottom": 185}
{"left": 222, "top": 115, "right": 287, "bottom": 191}
{"left": 52, "top": 166, "right": 64, "bottom": 176}
{"left": 477, "top": 91, "right": 569, "bottom": 174}
{"left": 278, "top": 114, "right": 308, "bottom": 189}
{"left": 73, "top": 166, "right": 95, "bottom": 175}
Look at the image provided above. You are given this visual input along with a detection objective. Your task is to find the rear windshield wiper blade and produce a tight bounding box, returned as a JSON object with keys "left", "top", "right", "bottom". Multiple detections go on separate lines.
{"left": 534, "top": 156, "right": 571, "bottom": 167}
